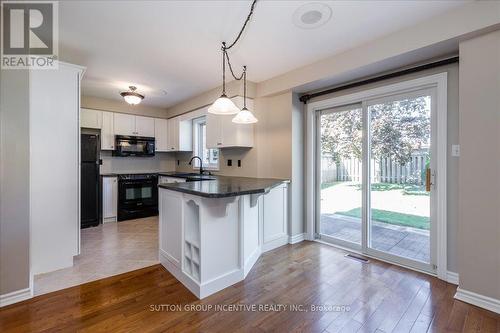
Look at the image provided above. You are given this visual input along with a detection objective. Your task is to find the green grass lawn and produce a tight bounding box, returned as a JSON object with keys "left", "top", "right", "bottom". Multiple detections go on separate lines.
{"left": 336, "top": 207, "right": 430, "bottom": 230}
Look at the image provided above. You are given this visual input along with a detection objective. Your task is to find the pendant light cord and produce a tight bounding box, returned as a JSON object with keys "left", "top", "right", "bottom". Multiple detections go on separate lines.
{"left": 225, "top": 0, "right": 257, "bottom": 51}
{"left": 220, "top": 0, "right": 257, "bottom": 95}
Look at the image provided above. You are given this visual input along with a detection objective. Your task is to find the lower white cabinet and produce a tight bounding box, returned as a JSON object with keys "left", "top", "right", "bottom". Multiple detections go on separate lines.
{"left": 101, "top": 111, "right": 115, "bottom": 150}
{"left": 80, "top": 108, "right": 102, "bottom": 129}
{"left": 262, "top": 183, "right": 288, "bottom": 252}
{"left": 102, "top": 176, "right": 118, "bottom": 223}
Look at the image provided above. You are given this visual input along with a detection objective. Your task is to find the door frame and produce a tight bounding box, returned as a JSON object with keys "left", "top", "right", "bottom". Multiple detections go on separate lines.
{"left": 305, "top": 73, "right": 448, "bottom": 280}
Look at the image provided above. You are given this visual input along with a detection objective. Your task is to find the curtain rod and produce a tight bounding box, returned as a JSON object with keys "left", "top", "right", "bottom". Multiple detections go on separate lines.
{"left": 299, "top": 56, "right": 459, "bottom": 104}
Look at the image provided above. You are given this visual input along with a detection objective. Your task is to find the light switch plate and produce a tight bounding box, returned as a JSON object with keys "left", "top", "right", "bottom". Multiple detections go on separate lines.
{"left": 451, "top": 145, "right": 460, "bottom": 157}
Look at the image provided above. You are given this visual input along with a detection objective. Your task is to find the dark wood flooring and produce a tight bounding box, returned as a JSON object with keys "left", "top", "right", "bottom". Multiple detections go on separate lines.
{"left": 1, "top": 242, "right": 499, "bottom": 332}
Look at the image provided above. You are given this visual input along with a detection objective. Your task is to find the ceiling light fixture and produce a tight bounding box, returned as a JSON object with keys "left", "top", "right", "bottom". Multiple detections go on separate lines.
{"left": 120, "top": 86, "right": 144, "bottom": 105}
{"left": 209, "top": 0, "right": 258, "bottom": 124}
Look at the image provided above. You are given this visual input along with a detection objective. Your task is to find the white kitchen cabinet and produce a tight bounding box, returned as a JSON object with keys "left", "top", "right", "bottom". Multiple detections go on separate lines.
{"left": 135, "top": 116, "right": 155, "bottom": 137}
{"left": 167, "top": 116, "right": 192, "bottom": 151}
{"left": 113, "top": 113, "right": 136, "bottom": 136}
{"left": 154, "top": 118, "right": 169, "bottom": 152}
{"left": 80, "top": 108, "right": 102, "bottom": 129}
{"left": 206, "top": 97, "right": 254, "bottom": 148}
{"left": 101, "top": 111, "right": 115, "bottom": 150}
{"left": 262, "top": 183, "right": 288, "bottom": 252}
{"left": 114, "top": 113, "right": 155, "bottom": 137}
{"left": 102, "top": 176, "right": 118, "bottom": 223}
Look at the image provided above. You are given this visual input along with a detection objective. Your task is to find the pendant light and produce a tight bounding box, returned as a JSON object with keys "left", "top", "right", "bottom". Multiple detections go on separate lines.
{"left": 208, "top": 47, "right": 240, "bottom": 115}
{"left": 120, "top": 86, "right": 144, "bottom": 105}
{"left": 233, "top": 66, "right": 258, "bottom": 124}
{"left": 209, "top": 0, "right": 259, "bottom": 124}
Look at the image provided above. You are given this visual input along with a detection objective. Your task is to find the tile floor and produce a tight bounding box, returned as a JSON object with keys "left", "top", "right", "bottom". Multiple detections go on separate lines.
{"left": 34, "top": 216, "right": 159, "bottom": 296}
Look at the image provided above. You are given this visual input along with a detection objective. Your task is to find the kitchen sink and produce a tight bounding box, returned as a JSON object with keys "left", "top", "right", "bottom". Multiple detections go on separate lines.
{"left": 169, "top": 173, "right": 216, "bottom": 182}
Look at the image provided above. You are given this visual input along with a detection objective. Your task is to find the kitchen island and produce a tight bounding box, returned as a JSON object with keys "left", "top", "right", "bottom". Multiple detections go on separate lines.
{"left": 158, "top": 175, "right": 289, "bottom": 299}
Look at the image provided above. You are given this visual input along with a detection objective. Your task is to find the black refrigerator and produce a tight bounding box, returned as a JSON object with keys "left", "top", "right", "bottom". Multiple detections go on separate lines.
{"left": 81, "top": 134, "right": 100, "bottom": 228}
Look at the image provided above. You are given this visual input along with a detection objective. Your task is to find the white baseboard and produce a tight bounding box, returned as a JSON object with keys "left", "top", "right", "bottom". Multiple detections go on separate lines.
{"left": 243, "top": 247, "right": 261, "bottom": 278}
{"left": 262, "top": 235, "right": 288, "bottom": 252}
{"left": 0, "top": 287, "right": 33, "bottom": 307}
{"left": 446, "top": 271, "right": 459, "bottom": 285}
{"left": 455, "top": 287, "right": 500, "bottom": 314}
{"left": 288, "top": 233, "right": 306, "bottom": 244}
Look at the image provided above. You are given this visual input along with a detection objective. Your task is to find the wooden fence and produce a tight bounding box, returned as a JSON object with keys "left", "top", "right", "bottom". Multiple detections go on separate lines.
{"left": 321, "top": 152, "right": 429, "bottom": 185}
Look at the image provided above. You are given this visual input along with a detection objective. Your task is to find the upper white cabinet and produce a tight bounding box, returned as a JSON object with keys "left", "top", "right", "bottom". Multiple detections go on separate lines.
{"left": 101, "top": 111, "right": 115, "bottom": 150}
{"left": 206, "top": 97, "right": 254, "bottom": 148}
{"left": 114, "top": 113, "right": 155, "bottom": 137}
{"left": 167, "top": 116, "right": 192, "bottom": 151}
{"left": 135, "top": 116, "right": 155, "bottom": 137}
{"left": 113, "top": 113, "right": 135, "bottom": 136}
{"left": 154, "top": 118, "right": 169, "bottom": 152}
{"left": 80, "top": 108, "right": 102, "bottom": 129}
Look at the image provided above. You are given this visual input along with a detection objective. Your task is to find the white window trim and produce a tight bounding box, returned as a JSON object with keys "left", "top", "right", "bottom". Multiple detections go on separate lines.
{"left": 305, "top": 72, "right": 448, "bottom": 281}
{"left": 192, "top": 116, "right": 219, "bottom": 171}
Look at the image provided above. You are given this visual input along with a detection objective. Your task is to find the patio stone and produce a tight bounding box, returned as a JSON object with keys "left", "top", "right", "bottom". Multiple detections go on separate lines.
{"left": 320, "top": 214, "right": 430, "bottom": 263}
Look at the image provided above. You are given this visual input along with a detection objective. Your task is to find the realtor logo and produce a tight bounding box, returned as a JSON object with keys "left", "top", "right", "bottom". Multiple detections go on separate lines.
{"left": 1, "top": 1, "right": 58, "bottom": 69}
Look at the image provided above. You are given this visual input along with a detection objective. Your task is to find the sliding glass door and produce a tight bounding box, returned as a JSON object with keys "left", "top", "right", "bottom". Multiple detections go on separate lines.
{"left": 316, "top": 88, "right": 436, "bottom": 273}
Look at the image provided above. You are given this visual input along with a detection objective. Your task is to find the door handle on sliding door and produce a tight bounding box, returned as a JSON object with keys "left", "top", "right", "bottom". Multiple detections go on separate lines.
{"left": 425, "top": 168, "right": 433, "bottom": 192}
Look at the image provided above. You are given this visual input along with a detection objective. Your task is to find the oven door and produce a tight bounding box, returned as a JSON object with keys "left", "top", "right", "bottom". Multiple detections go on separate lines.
{"left": 114, "top": 136, "right": 155, "bottom": 157}
{"left": 118, "top": 178, "right": 158, "bottom": 221}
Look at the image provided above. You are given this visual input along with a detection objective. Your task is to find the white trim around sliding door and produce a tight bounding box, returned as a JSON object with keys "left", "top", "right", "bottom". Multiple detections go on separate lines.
{"left": 305, "top": 72, "right": 448, "bottom": 281}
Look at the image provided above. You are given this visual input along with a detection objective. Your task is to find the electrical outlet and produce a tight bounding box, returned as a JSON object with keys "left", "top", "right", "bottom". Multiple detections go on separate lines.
{"left": 451, "top": 145, "right": 460, "bottom": 157}
{"left": 227, "top": 159, "right": 232, "bottom": 167}
{"left": 238, "top": 160, "right": 241, "bottom": 167}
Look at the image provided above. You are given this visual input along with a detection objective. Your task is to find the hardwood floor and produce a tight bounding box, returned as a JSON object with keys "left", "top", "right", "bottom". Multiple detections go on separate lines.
{"left": 1, "top": 242, "right": 498, "bottom": 332}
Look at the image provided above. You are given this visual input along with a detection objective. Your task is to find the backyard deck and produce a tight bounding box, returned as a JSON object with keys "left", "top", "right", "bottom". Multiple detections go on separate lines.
{"left": 320, "top": 214, "right": 430, "bottom": 263}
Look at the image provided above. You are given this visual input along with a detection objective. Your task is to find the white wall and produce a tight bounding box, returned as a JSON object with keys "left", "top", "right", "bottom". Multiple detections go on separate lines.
{"left": 0, "top": 70, "right": 31, "bottom": 295}
{"left": 30, "top": 65, "right": 83, "bottom": 275}
{"left": 458, "top": 30, "right": 500, "bottom": 301}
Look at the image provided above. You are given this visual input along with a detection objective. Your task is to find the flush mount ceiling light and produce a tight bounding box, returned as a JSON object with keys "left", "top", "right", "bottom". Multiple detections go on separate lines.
{"left": 292, "top": 2, "right": 332, "bottom": 29}
{"left": 120, "top": 86, "right": 144, "bottom": 105}
{"left": 209, "top": 0, "right": 258, "bottom": 124}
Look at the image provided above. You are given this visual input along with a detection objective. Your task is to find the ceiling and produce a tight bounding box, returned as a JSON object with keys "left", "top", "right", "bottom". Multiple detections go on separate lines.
{"left": 59, "top": 0, "right": 468, "bottom": 108}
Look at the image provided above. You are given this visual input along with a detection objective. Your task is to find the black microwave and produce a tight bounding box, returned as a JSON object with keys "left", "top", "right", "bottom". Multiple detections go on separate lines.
{"left": 113, "top": 135, "right": 155, "bottom": 157}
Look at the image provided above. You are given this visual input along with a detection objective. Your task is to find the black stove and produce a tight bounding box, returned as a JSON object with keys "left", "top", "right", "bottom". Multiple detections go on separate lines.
{"left": 118, "top": 173, "right": 158, "bottom": 221}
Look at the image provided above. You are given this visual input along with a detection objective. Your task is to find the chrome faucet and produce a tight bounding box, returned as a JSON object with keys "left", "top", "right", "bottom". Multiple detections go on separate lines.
{"left": 188, "top": 156, "right": 204, "bottom": 175}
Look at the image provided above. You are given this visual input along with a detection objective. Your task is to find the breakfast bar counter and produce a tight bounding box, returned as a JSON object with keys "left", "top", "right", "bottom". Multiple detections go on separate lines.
{"left": 158, "top": 176, "right": 289, "bottom": 299}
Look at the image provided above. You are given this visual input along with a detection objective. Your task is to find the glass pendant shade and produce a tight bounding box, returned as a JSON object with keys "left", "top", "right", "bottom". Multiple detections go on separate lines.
{"left": 232, "top": 107, "right": 258, "bottom": 124}
{"left": 120, "top": 86, "right": 144, "bottom": 105}
{"left": 123, "top": 94, "right": 143, "bottom": 105}
{"left": 208, "top": 94, "right": 240, "bottom": 115}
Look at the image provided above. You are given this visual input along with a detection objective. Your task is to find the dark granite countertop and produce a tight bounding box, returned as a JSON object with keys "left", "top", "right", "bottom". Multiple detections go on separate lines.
{"left": 158, "top": 176, "right": 289, "bottom": 198}
{"left": 100, "top": 171, "right": 171, "bottom": 177}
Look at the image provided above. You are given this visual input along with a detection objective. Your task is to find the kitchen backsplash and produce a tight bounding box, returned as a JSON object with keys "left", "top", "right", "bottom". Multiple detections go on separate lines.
{"left": 100, "top": 151, "right": 176, "bottom": 174}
